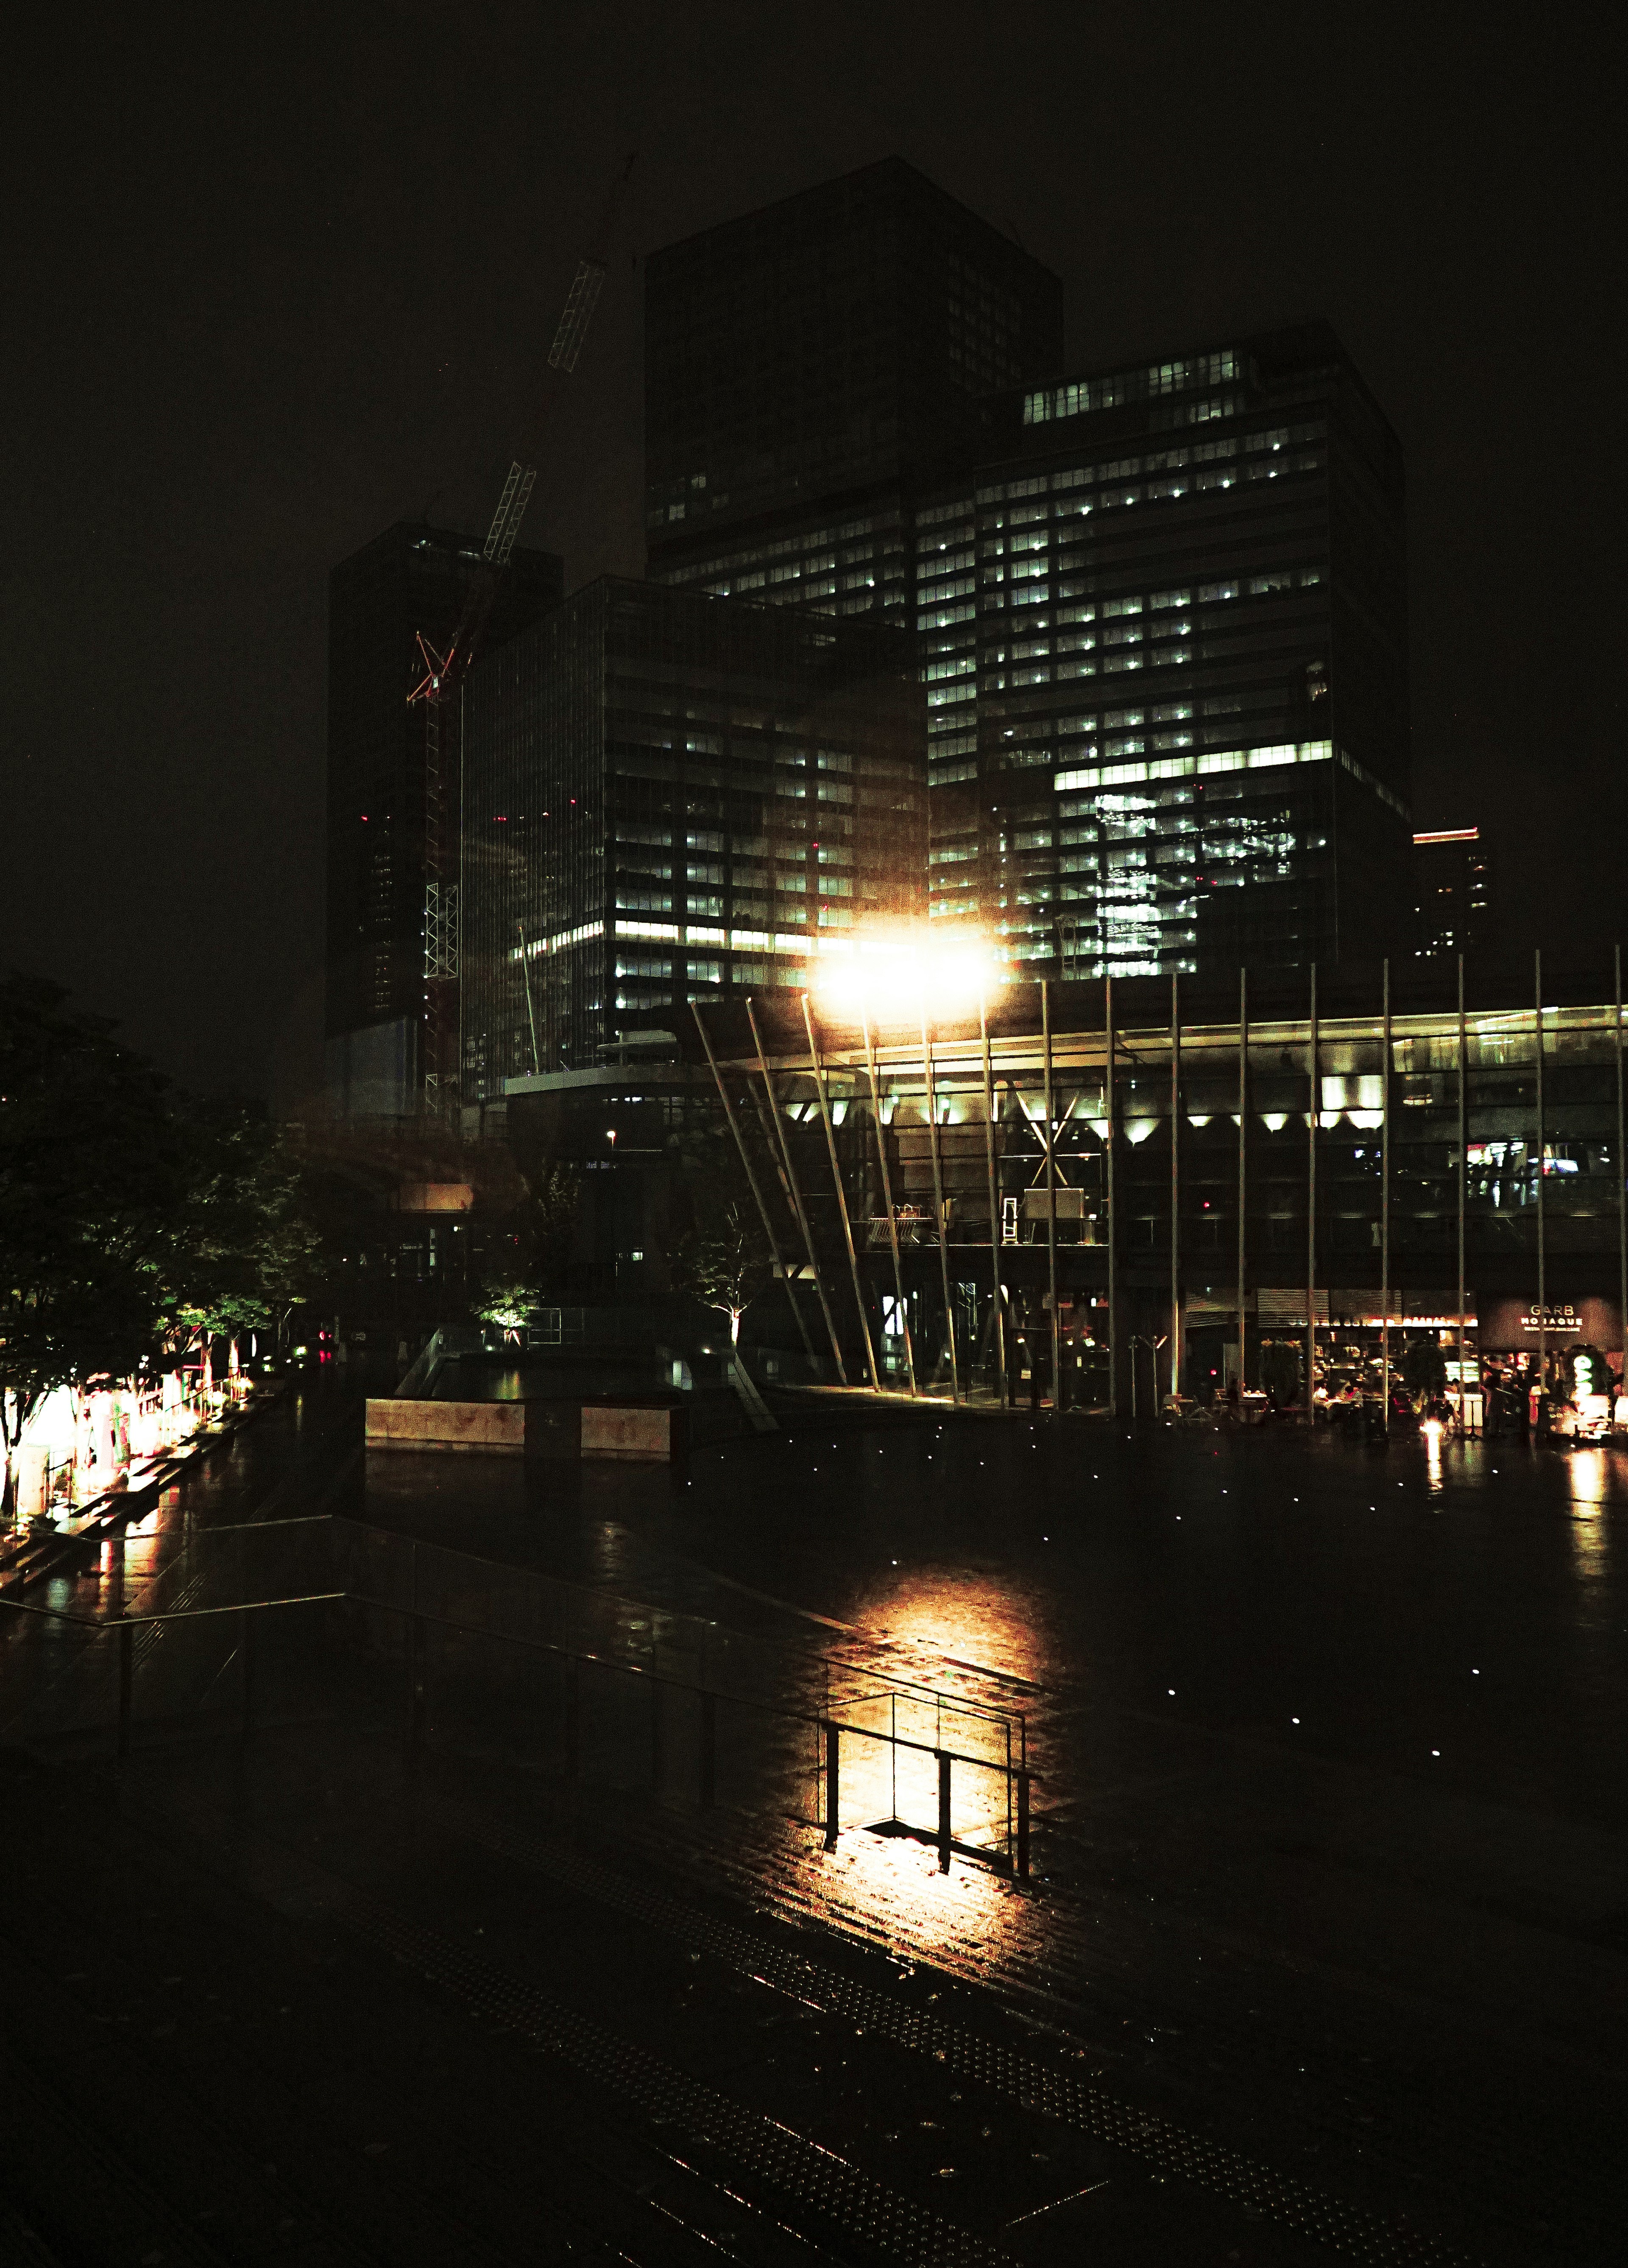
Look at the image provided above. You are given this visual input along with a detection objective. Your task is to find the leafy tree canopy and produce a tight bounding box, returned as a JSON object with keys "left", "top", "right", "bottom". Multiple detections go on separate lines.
{"left": 0, "top": 972, "right": 321, "bottom": 1461}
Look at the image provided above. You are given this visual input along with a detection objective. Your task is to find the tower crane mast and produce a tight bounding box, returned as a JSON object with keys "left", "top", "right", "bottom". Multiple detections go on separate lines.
{"left": 410, "top": 156, "right": 634, "bottom": 1115}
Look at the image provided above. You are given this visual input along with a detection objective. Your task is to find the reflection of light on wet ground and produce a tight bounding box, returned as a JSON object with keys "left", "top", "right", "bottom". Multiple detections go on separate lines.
{"left": 803, "top": 1813, "right": 1029, "bottom": 1967}
{"left": 1423, "top": 1419, "right": 1444, "bottom": 1493}
{"left": 852, "top": 1570, "right": 1044, "bottom": 1689}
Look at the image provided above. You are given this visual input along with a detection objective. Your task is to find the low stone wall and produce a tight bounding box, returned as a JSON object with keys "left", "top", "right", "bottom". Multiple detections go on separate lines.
{"left": 364, "top": 1399, "right": 526, "bottom": 1455}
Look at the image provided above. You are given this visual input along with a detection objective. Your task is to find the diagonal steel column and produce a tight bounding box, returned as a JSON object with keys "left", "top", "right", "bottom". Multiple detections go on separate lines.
{"left": 1043, "top": 980, "right": 1059, "bottom": 1410}
{"left": 691, "top": 1003, "right": 816, "bottom": 1363}
{"left": 920, "top": 1011, "right": 960, "bottom": 1403}
{"left": 800, "top": 992, "right": 879, "bottom": 1390}
{"left": 746, "top": 998, "right": 846, "bottom": 1381}
{"left": 1170, "top": 970, "right": 1181, "bottom": 1405}
{"left": 1536, "top": 950, "right": 1547, "bottom": 1396}
{"left": 1617, "top": 945, "right": 1626, "bottom": 1413}
{"left": 1469, "top": 961, "right": 1478, "bottom": 1433}
{"left": 1381, "top": 960, "right": 1392, "bottom": 1430}
{"left": 980, "top": 991, "right": 1008, "bottom": 1408}
{"left": 861, "top": 1013, "right": 917, "bottom": 1396}
{"left": 1307, "top": 963, "right": 1319, "bottom": 1419}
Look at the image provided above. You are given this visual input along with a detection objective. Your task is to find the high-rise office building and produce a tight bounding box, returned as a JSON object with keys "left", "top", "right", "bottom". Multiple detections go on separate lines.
{"left": 460, "top": 578, "right": 926, "bottom": 1088}
{"left": 323, "top": 520, "right": 563, "bottom": 1115}
{"left": 645, "top": 156, "right": 1064, "bottom": 611}
{"left": 646, "top": 169, "right": 1412, "bottom": 980}
{"left": 1413, "top": 826, "right": 1491, "bottom": 958}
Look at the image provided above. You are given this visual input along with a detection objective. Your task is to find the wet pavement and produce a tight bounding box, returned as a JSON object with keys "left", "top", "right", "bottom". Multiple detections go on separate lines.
{"left": 2, "top": 1383, "right": 1625, "bottom": 2265}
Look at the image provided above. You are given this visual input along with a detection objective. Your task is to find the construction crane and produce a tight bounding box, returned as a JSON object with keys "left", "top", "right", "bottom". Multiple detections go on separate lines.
{"left": 411, "top": 154, "right": 635, "bottom": 1114}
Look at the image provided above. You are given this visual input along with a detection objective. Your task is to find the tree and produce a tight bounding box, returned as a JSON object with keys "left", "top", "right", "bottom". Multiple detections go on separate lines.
{"left": 477, "top": 1157, "right": 583, "bottom": 1330}
{"left": 0, "top": 972, "right": 322, "bottom": 1509}
{"left": 674, "top": 1195, "right": 776, "bottom": 1344}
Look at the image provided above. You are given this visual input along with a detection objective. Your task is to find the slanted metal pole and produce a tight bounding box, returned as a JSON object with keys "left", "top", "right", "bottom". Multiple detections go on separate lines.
{"left": 937, "top": 1750, "right": 953, "bottom": 1873}
{"left": 802, "top": 994, "right": 879, "bottom": 1389}
{"left": 1458, "top": 955, "right": 1468, "bottom": 1430}
{"left": 1382, "top": 959, "right": 1392, "bottom": 1429}
{"left": 1536, "top": 951, "right": 1547, "bottom": 1400}
{"left": 1307, "top": 963, "right": 1318, "bottom": 1421}
{"left": 747, "top": 998, "right": 847, "bottom": 1379}
{"left": 921, "top": 1012, "right": 960, "bottom": 1403}
{"left": 1617, "top": 945, "right": 1626, "bottom": 1416}
{"left": 692, "top": 1003, "right": 818, "bottom": 1366}
{"left": 1106, "top": 975, "right": 1118, "bottom": 1421}
{"left": 1043, "top": 980, "right": 1060, "bottom": 1409}
{"left": 980, "top": 992, "right": 1008, "bottom": 1408}
{"left": 861, "top": 1012, "right": 917, "bottom": 1395}
{"left": 517, "top": 922, "right": 540, "bottom": 1074}
{"left": 1238, "top": 967, "right": 1248, "bottom": 1391}
{"left": 1469, "top": 948, "right": 1478, "bottom": 1424}
{"left": 1170, "top": 971, "right": 1181, "bottom": 1406}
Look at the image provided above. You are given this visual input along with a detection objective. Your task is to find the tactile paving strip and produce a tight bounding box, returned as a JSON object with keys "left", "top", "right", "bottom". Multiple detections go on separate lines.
{"left": 152, "top": 1790, "right": 1009, "bottom": 2268}
{"left": 416, "top": 1788, "right": 1477, "bottom": 2268}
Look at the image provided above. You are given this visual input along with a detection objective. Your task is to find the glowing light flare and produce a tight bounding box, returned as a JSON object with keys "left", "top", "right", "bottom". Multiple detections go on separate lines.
{"left": 811, "top": 929, "right": 1008, "bottom": 1024}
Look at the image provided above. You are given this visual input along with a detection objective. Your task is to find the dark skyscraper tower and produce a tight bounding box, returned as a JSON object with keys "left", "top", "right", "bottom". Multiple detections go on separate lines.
{"left": 644, "top": 157, "right": 1065, "bottom": 584}
{"left": 323, "top": 521, "right": 563, "bottom": 1115}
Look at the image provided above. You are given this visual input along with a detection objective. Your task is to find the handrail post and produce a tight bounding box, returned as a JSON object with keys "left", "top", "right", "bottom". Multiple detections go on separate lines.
{"left": 1016, "top": 1768, "right": 1031, "bottom": 1879}
{"left": 116, "top": 1618, "right": 133, "bottom": 1760}
{"left": 699, "top": 1688, "right": 717, "bottom": 1810}
{"left": 240, "top": 1606, "right": 254, "bottom": 1738}
{"left": 823, "top": 1719, "right": 840, "bottom": 1849}
{"left": 937, "top": 1750, "right": 953, "bottom": 1873}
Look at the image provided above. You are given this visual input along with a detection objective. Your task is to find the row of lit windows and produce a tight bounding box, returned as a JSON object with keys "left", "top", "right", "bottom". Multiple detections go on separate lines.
{"left": 1022, "top": 349, "right": 1243, "bottom": 425}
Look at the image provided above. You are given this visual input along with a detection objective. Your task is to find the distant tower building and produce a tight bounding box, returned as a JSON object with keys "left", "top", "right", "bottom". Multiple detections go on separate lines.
{"left": 323, "top": 521, "right": 562, "bottom": 1115}
{"left": 645, "top": 166, "right": 1413, "bottom": 978}
{"left": 460, "top": 578, "right": 926, "bottom": 1088}
{"left": 1413, "top": 826, "right": 1492, "bottom": 958}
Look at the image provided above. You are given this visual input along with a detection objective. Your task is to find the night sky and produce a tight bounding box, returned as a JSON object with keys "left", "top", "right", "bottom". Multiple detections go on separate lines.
{"left": 8, "top": 3, "right": 1617, "bottom": 1106}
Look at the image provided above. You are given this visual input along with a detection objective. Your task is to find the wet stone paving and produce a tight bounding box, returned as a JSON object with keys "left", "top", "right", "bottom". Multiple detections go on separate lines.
{"left": 2, "top": 1379, "right": 1625, "bottom": 2267}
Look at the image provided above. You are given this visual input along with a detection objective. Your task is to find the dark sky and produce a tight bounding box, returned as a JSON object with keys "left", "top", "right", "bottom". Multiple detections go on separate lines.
{"left": 8, "top": 3, "right": 1618, "bottom": 1105}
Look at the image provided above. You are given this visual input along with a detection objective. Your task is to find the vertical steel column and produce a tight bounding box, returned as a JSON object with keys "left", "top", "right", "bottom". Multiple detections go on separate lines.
{"left": 1042, "top": 980, "right": 1060, "bottom": 1409}
{"left": 1458, "top": 955, "right": 1469, "bottom": 1429}
{"left": 921, "top": 1013, "right": 960, "bottom": 1403}
{"left": 823, "top": 1719, "right": 840, "bottom": 1850}
{"left": 801, "top": 994, "right": 880, "bottom": 1391}
{"left": 1170, "top": 971, "right": 1181, "bottom": 1405}
{"left": 1469, "top": 952, "right": 1478, "bottom": 1415}
{"left": 692, "top": 1003, "right": 818, "bottom": 1365}
{"left": 1237, "top": 968, "right": 1248, "bottom": 1390}
{"left": 861, "top": 1014, "right": 917, "bottom": 1396}
{"left": 979, "top": 992, "right": 1009, "bottom": 1408}
{"left": 747, "top": 998, "right": 847, "bottom": 1378}
{"left": 1307, "top": 964, "right": 1319, "bottom": 1418}
{"left": 1535, "top": 950, "right": 1547, "bottom": 1395}
{"left": 1106, "top": 975, "right": 1119, "bottom": 1422}
{"left": 1617, "top": 945, "right": 1626, "bottom": 1411}
{"left": 1382, "top": 960, "right": 1392, "bottom": 1429}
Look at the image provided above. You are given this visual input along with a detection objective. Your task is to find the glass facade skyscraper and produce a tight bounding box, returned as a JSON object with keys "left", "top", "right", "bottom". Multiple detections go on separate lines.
{"left": 646, "top": 169, "right": 1412, "bottom": 982}
{"left": 460, "top": 578, "right": 926, "bottom": 1090}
